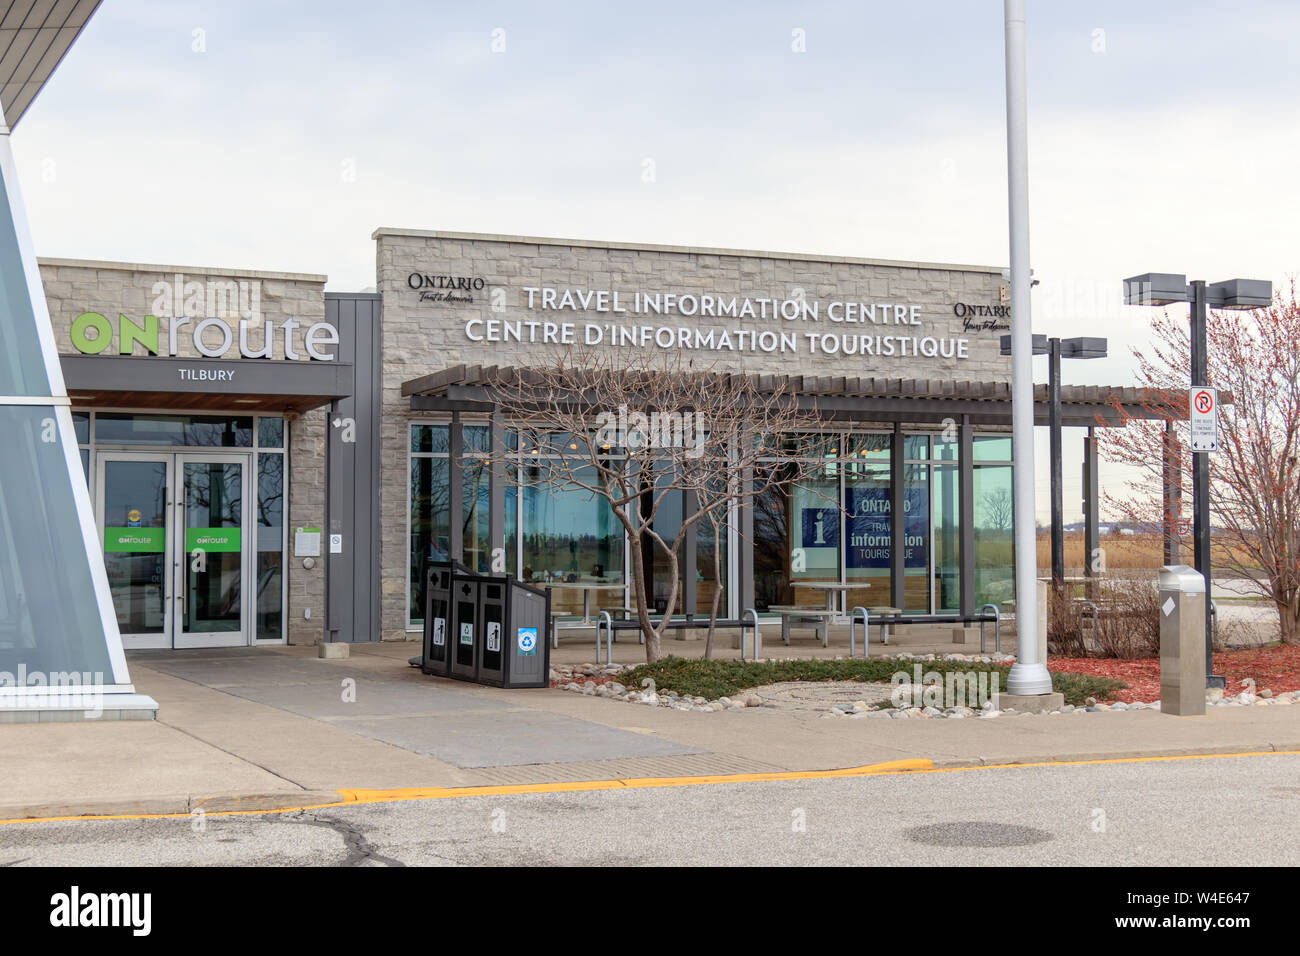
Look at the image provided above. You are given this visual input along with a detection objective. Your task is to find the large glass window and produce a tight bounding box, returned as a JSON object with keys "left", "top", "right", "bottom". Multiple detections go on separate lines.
{"left": 636, "top": 462, "right": 685, "bottom": 617}
{"left": 256, "top": 452, "right": 284, "bottom": 640}
{"left": 460, "top": 426, "right": 492, "bottom": 573}
{"left": 409, "top": 423, "right": 530, "bottom": 625}
{"left": 843, "top": 453, "right": 889, "bottom": 612}
{"left": 901, "top": 462, "right": 930, "bottom": 612}
{"left": 973, "top": 465, "right": 1015, "bottom": 608}
{"left": 0, "top": 171, "right": 50, "bottom": 396}
{"left": 932, "top": 463, "right": 960, "bottom": 613}
{"left": 520, "top": 462, "right": 625, "bottom": 617}
{"left": 408, "top": 452, "right": 450, "bottom": 624}
{"left": 96, "top": 413, "right": 253, "bottom": 447}
{"left": 0, "top": 406, "right": 112, "bottom": 676}
{"left": 753, "top": 461, "right": 794, "bottom": 612}
{"left": 403, "top": 423, "right": 1023, "bottom": 624}
{"left": 696, "top": 480, "right": 728, "bottom": 619}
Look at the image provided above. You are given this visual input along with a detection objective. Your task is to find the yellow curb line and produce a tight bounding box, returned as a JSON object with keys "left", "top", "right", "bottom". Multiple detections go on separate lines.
{"left": 3, "top": 750, "right": 1297, "bottom": 826}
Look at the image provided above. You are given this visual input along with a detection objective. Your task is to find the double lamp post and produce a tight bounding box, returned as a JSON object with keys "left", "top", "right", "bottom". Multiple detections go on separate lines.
{"left": 1123, "top": 273, "right": 1272, "bottom": 689}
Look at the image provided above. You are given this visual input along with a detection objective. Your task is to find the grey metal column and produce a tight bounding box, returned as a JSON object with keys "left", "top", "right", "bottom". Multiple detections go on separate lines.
{"left": 682, "top": 486, "right": 697, "bottom": 618}
{"left": 488, "top": 410, "right": 505, "bottom": 569}
{"left": 449, "top": 410, "right": 464, "bottom": 564}
{"left": 1162, "top": 420, "right": 1182, "bottom": 565}
{"left": 323, "top": 398, "right": 342, "bottom": 644}
{"left": 1189, "top": 280, "right": 1219, "bottom": 687}
{"left": 890, "top": 423, "right": 905, "bottom": 609}
{"left": 959, "top": 417, "right": 975, "bottom": 617}
{"left": 740, "top": 465, "right": 755, "bottom": 614}
{"left": 1083, "top": 427, "right": 1098, "bottom": 600}
{"left": 1048, "top": 337, "right": 1064, "bottom": 596}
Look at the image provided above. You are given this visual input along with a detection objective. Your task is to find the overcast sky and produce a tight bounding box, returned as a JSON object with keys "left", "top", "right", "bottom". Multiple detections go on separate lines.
{"left": 14, "top": 0, "right": 1299, "bottom": 521}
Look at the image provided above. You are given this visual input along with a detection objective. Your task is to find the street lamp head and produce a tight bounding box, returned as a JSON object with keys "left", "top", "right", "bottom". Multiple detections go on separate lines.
{"left": 1206, "top": 278, "right": 1272, "bottom": 310}
{"left": 1061, "top": 337, "right": 1108, "bottom": 359}
{"left": 999, "top": 333, "right": 1049, "bottom": 356}
{"left": 1124, "top": 273, "right": 1189, "bottom": 306}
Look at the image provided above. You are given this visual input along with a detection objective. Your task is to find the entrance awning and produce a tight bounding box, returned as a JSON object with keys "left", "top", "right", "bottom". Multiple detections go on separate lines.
{"left": 401, "top": 364, "right": 1188, "bottom": 427}
{"left": 61, "top": 354, "right": 354, "bottom": 413}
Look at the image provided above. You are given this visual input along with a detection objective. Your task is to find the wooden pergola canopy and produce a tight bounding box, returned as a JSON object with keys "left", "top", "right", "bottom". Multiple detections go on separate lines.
{"left": 403, "top": 364, "right": 1197, "bottom": 428}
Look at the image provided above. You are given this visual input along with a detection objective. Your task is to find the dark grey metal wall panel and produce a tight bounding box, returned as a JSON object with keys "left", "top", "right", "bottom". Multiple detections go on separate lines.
{"left": 324, "top": 293, "right": 382, "bottom": 642}
{"left": 61, "top": 353, "right": 353, "bottom": 398}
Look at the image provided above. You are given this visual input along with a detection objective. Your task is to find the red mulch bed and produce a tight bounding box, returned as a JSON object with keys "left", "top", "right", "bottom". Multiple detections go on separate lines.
{"left": 1050, "top": 644, "right": 1300, "bottom": 703}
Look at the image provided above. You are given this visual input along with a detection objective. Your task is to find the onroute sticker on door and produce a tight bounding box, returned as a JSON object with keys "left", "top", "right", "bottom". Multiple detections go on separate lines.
{"left": 105, "top": 528, "right": 164, "bottom": 553}
{"left": 185, "top": 528, "right": 242, "bottom": 552}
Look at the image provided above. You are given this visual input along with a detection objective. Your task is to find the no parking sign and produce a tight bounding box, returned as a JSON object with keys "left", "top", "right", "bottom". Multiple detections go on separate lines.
{"left": 1189, "top": 387, "right": 1217, "bottom": 452}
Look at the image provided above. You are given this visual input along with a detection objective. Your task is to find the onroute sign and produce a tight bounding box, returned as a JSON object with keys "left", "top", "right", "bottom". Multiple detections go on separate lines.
{"left": 1190, "top": 387, "right": 1217, "bottom": 453}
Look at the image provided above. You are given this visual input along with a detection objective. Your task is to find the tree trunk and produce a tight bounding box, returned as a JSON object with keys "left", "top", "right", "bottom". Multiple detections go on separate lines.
{"left": 1280, "top": 594, "right": 1300, "bottom": 645}
{"left": 626, "top": 534, "right": 658, "bottom": 661}
{"left": 704, "top": 516, "right": 723, "bottom": 659}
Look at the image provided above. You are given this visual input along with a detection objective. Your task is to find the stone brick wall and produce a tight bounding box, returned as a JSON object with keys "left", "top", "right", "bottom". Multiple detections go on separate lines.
{"left": 40, "top": 258, "right": 327, "bottom": 362}
{"left": 40, "top": 257, "right": 329, "bottom": 646}
{"left": 374, "top": 229, "right": 1011, "bottom": 640}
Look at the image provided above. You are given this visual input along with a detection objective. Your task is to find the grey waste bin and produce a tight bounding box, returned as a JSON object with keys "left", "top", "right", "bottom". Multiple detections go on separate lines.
{"left": 449, "top": 573, "right": 482, "bottom": 682}
{"left": 476, "top": 575, "right": 551, "bottom": 689}
{"left": 421, "top": 559, "right": 469, "bottom": 678}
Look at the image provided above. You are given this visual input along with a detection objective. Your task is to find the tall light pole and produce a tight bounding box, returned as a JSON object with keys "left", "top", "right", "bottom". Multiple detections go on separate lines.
{"left": 1002, "top": 0, "right": 1049, "bottom": 695}
{"left": 1123, "top": 273, "right": 1271, "bottom": 689}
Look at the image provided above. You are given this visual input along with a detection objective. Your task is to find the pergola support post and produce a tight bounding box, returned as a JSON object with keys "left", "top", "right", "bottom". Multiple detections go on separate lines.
{"left": 449, "top": 410, "right": 464, "bottom": 564}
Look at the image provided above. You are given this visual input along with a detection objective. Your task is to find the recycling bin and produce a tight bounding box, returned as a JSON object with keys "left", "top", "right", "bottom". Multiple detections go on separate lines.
{"left": 476, "top": 575, "right": 551, "bottom": 689}
{"left": 421, "top": 559, "right": 468, "bottom": 678}
{"left": 449, "top": 572, "right": 482, "bottom": 682}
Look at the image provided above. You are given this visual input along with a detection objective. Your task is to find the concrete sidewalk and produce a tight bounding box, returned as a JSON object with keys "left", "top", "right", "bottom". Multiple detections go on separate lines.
{"left": 2, "top": 641, "right": 1297, "bottom": 821}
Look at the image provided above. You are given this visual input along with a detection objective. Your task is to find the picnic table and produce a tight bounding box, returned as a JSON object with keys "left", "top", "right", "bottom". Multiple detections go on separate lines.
{"left": 767, "top": 604, "right": 840, "bottom": 647}
{"left": 795, "top": 581, "right": 864, "bottom": 614}
{"left": 547, "top": 582, "right": 625, "bottom": 624}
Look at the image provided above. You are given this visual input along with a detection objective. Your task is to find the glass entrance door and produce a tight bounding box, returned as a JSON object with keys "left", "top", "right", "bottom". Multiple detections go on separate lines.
{"left": 97, "top": 454, "right": 172, "bottom": 650}
{"left": 96, "top": 451, "right": 252, "bottom": 649}
{"left": 175, "top": 455, "right": 250, "bottom": 649}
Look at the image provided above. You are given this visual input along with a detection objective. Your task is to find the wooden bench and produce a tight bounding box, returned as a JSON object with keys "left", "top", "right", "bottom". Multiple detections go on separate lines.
{"left": 767, "top": 605, "right": 838, "bottom": 647}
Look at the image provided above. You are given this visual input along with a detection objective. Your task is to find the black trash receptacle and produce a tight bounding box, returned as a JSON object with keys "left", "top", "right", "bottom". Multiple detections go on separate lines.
{"left": 477, "top": 575, "right": 551, "bottom": 689}
{"left": 449, "top": 573, "right": 481, "bottom": 682}
{"left": 421, "top": 559, "right": 469, "bottom": 678}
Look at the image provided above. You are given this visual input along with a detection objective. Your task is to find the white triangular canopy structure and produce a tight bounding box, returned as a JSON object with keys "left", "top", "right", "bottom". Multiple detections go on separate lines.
{"left": 0, "top": 0, "right": 156, "bottom": 718}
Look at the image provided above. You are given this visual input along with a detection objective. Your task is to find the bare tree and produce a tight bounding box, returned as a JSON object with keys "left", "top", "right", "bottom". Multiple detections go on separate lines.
{"left": 981, "top": 488, "right": 1013, "bottom": 532}
{"left": 486, "top": 345, "right": 829, "bottom": 662}
{"left": 1099, "top": 283, "right": 1300, "bottom": 644}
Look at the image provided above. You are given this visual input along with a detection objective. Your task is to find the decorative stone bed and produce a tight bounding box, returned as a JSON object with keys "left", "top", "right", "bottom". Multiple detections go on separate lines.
{"left": 550, "top": 654, "right": 1300, "bottom": 718}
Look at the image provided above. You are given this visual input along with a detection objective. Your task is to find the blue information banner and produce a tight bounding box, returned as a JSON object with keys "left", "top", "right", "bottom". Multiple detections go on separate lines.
{"left": 844, "top": 486, "right": 927, "bottom": 569}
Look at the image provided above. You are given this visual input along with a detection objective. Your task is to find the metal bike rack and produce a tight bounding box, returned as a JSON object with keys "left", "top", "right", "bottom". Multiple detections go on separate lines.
{"left": 596, "top": 610, "right": 613, "bottom": 665}
{"left": 978, "top": 603, "right": 1001, "bottom": 653}
{"left": 849, "top": 606, "right": 870, "bottom": 659}
{"left": 740, "top": 607, "right": 760, "bottom": 662}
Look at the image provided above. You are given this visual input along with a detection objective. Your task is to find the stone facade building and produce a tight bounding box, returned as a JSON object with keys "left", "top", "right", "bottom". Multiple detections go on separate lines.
{"left": 44, "top": 229, "right": 1128, "bottom": 652}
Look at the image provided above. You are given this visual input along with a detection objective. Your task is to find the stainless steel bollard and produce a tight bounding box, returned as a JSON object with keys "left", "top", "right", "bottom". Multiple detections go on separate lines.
{"left": 1159, "top": 565, "right": 1207, "bottom": 716}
